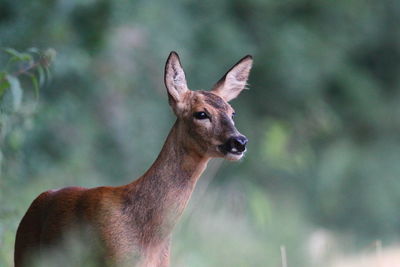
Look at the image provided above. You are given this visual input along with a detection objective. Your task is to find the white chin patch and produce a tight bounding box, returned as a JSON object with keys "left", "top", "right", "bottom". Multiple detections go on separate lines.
{"left": 225, "top": 152, "right": 244, "bottom": 161}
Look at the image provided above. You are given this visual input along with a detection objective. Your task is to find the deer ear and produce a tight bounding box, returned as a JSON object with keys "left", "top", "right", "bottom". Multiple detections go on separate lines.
{"left": 212, "top": 55, "right": 253, "bottom": 102}
{"left": 164, "top": 51, "right": 189, "bottom": 106}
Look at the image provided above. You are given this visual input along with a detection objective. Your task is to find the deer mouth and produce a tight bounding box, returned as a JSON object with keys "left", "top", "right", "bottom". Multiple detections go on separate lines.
{"left": 218, "top": 135, "right": 248, "bottom": 159}
{"left": 218, "top": 143, "right": 246, "bottom": 161}
{"left": 218, "top": 146, "right": 244, "bottom": 155}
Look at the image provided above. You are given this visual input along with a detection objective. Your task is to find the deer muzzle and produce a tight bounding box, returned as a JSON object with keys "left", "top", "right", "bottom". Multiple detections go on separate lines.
{"left": 219, "top": 135, "right": 248, "bottom": 155}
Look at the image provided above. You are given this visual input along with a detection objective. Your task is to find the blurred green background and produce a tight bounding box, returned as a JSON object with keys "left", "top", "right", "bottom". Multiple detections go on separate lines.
{"left": 1, "top": 0, "right": 400, "bottom": 266}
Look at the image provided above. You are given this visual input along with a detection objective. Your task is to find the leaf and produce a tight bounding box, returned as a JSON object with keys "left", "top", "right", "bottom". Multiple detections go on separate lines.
{"left": 7, "top": 56, "right": 21, "bottom": 64}
{"left": 28, "top": 74, "right": 39, "bottom": 99}
{"left": 0, "top": 75, "right": 23, "bottom": 114}
{"left": 8, "top": 75, "right": 23, "bottom": 111}
{"left": 18, "top": 53, "right": 33, "bottom": 62}
{"left": 37, "top": 66, "right": 45, "bottom": 87}
{"left": 2, "top": 48, "right": 22, "bottom": 58}
{"left": 5, "top": 56, "right": 23, "bottom": 71}
{"left": 0, "top": 80, "right": 10, "bottom": 98}
{"left": 4, "top": 48, "right": 33, "bottom": 70}
{"left": 0, "top": 72, "right": 9, "bottom": 98}
{"left": 44, "top": 66, "right": 52, "bottom": 83}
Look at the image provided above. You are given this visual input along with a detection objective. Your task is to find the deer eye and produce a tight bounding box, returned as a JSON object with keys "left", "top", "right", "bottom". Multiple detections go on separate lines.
{"left": 193, "top": 112, "right": 209, "bottom": 120}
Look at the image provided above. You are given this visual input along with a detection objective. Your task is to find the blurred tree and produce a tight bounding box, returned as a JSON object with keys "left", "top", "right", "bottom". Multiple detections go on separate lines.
{"left": 0, "top": 47, "right": 55, "bottom": 170}
{"left": 1, "top": 0, "right": 400, "bottom": 265}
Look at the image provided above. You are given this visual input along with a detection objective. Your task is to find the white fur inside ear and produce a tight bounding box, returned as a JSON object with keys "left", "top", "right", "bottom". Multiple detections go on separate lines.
{"left": 224, "top": 73, "right": 248, "bottom": 95}
{"left": 212, "top": 55, "right": 253, "bottom": 102}
{"left": 173, "top": 69, "right": 186, "bottom": 88}
{"left": 165, "top": 52, "right": 188, "bottom": 103}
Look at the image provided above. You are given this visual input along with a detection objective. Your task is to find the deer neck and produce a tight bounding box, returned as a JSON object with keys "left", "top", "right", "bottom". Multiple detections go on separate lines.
{"left": 124, "top": 119, "right": 210, "bottom": 242}
{"left": 144, "top": 119, "right": 209, "bottom": 187}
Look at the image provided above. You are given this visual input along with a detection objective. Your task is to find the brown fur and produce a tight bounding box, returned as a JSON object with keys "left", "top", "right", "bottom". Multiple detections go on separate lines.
{"left": 14, "top": 52, "right": 253, "bottom": 267}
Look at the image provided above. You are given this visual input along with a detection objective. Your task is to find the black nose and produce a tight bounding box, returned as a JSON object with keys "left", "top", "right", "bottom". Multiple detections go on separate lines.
{"left": 228, "top": 135, "right": 248, "bottom": 153}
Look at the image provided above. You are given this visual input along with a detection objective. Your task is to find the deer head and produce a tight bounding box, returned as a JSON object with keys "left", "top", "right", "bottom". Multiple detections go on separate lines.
{"left": 164, "top": 52, "right": 253, "bottom": 161}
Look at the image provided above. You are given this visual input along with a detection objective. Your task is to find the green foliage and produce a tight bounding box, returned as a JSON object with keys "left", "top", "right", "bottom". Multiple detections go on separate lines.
{"left": 1, "top": 0, "right": 400, "bottom": 266}
{"left": 0, "top": 47, "right": 55, "bottom": 151}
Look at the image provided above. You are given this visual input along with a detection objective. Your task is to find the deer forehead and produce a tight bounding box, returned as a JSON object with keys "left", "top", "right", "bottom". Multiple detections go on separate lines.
{"left": 189, "top": 91, "right": 233, "bottom": 114}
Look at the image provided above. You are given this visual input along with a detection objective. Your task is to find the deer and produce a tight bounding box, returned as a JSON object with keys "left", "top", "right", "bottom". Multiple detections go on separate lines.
{"left": 14, "top": 51, "right": 253, "bottom": 267}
